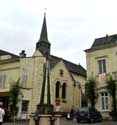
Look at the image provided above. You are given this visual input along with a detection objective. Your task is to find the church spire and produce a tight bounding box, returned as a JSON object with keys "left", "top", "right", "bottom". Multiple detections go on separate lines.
{"left": 36, "top": 13, "right": 51, "bottom": 57}
{"left": 39, "top": 13, "right": 49, "bottom": 43}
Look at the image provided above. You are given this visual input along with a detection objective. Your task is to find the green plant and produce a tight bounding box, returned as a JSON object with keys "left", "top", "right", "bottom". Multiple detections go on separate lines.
{"left": 85, "top": 77, "right": 98, "bottom": 108}
{"left": 107, "top": 75, "right": 117, "bottom": 120}
{"left": 107, "top": 75, "right": 117, "bottom": 112}
{"left": 9, "top": 79, "right": 21, "bottom": 122}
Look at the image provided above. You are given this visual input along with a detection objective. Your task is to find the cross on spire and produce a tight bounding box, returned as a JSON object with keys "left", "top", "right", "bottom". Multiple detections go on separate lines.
{"left": 44, "top": 8, "right": 46, "bottom": 16}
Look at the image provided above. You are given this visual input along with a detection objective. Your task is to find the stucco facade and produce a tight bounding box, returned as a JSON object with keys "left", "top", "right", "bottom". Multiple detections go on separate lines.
{"left": 85, "top": 34, "right": 117, "bottom": 118}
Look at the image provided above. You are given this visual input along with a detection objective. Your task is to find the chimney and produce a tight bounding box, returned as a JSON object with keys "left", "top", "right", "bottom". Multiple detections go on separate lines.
{"left": 19, "top": 50, "right": 26, "bottom": 58}
{"left": 106, "top": 34, "right": 108, "bottom": 38}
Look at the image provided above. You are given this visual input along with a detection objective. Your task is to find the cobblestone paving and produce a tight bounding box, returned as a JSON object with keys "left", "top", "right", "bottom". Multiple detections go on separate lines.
{"left": 3, "top": 118, "right": 117, "bottom": 125}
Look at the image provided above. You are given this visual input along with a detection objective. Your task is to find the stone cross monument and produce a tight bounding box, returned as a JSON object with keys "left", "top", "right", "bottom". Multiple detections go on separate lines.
{"left": 37, "top": 54, "right": 54, "bottom": 114}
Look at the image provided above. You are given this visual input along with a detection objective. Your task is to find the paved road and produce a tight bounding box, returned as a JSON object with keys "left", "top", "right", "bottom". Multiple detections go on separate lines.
{"left": 61, "top": 118, "right": 117, "bottom": 125}
{"left": 2, "top": 118, "right": 117, "bottom": 125}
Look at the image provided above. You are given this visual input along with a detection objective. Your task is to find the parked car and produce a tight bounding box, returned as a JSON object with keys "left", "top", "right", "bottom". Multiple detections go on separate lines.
{"left": 3, "top": 109, "right": 11, "bottom": 122}
{"left": 76, "top": 107, "right": 102, "bottom": 123}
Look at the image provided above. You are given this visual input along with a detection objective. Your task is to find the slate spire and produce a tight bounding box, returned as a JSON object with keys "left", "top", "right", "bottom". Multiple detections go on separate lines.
{"left": 36, "top": 13, "right": 51, "bottom": 57}
{"left": 39, "top": 13, "right": 49, "bottom": 43}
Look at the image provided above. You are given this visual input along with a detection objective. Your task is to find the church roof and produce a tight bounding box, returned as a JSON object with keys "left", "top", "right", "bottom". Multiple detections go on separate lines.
{"left": 63, "top": 60, "right": 86, "bottom": 77}
{"left": 50, "top": 55, "right": 86, "bottom": 77}
{"left": 50, "top": 55, "right": 61, "bottom": 69}
{"left": 85, "top": 34, "right": 117, "bottom": 52}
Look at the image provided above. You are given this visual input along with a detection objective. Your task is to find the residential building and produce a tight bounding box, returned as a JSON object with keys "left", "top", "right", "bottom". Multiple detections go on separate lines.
{"left": 0, "top": 14, "right": 86, "bottom": 119}
{"left": 85, "top": 34, "right": 117, "bottom": 118}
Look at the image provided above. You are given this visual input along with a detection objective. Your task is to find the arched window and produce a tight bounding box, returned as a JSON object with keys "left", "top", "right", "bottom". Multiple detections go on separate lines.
{"left": 55, "top": 81, "right": 60, "bottom": 98}
{"left": 62, "top": 83, "right": 66, "bottom": 99}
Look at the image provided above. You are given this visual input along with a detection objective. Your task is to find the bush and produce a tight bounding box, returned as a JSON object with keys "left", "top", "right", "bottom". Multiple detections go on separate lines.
{"left": 85, "top": 77, "right": 98, "bottom": 107}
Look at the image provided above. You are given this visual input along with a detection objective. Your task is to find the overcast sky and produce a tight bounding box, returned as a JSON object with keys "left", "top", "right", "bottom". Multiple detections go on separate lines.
{"left": 0, "top": 0, "right": 117, "bottom": 68}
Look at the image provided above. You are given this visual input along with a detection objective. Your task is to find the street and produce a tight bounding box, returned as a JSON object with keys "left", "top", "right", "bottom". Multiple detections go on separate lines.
{"left": 61, "top": 118, "right": 117, "bottom": 125}
{"left": 2, "top": 118, "right": 117, "bottom": 125}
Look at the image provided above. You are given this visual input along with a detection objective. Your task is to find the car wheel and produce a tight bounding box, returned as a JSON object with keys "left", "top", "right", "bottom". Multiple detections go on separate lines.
{"left": 90, "top": 118, "right": 94, "bottom": 123}
{"left": 77, "top": 119, "right": 80, "bottom": 123}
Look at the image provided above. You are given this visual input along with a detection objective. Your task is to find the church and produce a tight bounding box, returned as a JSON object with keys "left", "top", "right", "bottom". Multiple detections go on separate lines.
{"left": 0, "top": 14, "right": 86, "bottom": 119}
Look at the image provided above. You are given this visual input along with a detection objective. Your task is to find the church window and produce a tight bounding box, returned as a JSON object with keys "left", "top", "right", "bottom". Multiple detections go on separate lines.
{"left": 55, "top": 81, "right": 60, "bottom": 98}
{"left": 0, "top": 75, "right": 6, "bottom": 88}
{"left": 62, "top": 83, "right": 66, "bottom": 99}
{"left": 60, "top": 69, "right": 64, "bottom": 76}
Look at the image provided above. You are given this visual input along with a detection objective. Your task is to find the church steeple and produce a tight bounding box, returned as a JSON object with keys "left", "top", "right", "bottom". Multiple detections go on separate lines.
{"left": 39, "top": 13, "right": 49, "bottom": 43}
{"left": 36, "top": 13, "right": 51, "bottom": 57}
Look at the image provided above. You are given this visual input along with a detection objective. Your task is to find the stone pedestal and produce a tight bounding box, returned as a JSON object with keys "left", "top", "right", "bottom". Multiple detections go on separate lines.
{"left": 30, "top": 114, "right": 61, "bottom": 125}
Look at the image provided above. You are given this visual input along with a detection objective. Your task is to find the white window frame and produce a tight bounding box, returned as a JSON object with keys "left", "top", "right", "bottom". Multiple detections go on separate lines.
{"left": 21, "top": 100, "right": 29, "bottom": 113}
{"left": 0, "top": 75, "right": 6, "bottom": 88}
{"left": 98, "top": 59, "right": 106, "bottom": 74}
{"left": 100, "top": 92, "right": 109, "bottom": 111}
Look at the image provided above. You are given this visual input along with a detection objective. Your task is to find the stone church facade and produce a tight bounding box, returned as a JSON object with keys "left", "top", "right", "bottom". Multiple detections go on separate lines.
{"left": 0, "top": 14, "right": 86, "bottom": 119}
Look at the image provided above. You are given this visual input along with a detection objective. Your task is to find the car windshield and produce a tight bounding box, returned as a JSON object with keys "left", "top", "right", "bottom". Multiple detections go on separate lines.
{"left": 79, "top": 108, "right": 89, "bottom": 112}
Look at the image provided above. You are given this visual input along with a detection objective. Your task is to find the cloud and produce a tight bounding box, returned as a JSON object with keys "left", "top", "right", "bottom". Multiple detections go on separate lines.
{"left": 0, "top": 0, "right": 117, "bottom": 68}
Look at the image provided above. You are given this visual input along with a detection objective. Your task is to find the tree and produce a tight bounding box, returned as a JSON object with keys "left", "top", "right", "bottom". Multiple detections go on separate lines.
{"left": 107, "top": 75, "right": 117, "bottom": 112}
{"left": 9, "top": 79, "right": 21, "bottom": 122}
{"left": 85, "top": 77, "right": 98, "bottom": 108}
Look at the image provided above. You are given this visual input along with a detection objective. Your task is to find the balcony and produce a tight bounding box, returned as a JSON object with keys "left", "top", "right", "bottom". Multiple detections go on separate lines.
{"left": 98, "top": 73, "right": 107, "bottom": 84}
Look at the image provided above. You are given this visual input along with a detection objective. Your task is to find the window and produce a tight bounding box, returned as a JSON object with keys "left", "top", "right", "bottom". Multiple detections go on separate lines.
{"left": 112, "top": 72, "right": 117, "bottom": 80}
{"left": 62, "top": 83, "right": 66, "bottom": 99}
{"left": 0, "top": 75, "right": 6, "bottom": 88}
{"left": 22, "top": 100, "right": 29, "bottom": 113}
{"left": 55, "top": 81, "right": 60, "bottom": 98}
{"left": 59, "top": 69, "right": 64, "bottom": 77}
{"left": 98, "top": 59, "right": 106, "bottom": 74}
{"left": 21, "top": 75, "right": 27, "bottom": 88}
{"left": 100, "top": 92, "right": 109, "bottom": 111}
